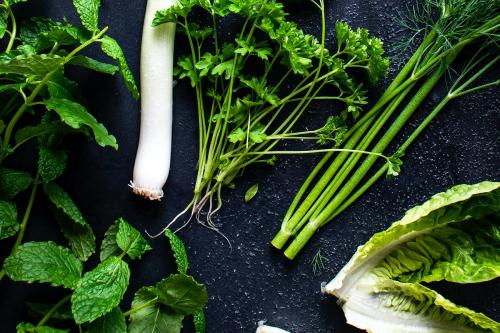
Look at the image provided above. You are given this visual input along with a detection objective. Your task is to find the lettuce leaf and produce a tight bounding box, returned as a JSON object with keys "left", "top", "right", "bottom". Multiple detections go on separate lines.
{"left": 325, "top": 181, "right": 500, "bottom": 333}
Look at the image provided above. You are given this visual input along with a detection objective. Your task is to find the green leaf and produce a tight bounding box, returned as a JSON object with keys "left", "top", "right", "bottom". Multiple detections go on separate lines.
{"left": 38, "top": 146, "right": 67, "bottom": 183}
{"left": 4, "top": 241, "right": 83, "bottom": 289}
{"left": 129, "top": 287, "right": 184, "bottom": 333}
{"left": 16, "top": 322, "right": 69, "bottom": 333}
{"left": 72, "top": 0, "right": 101, "bottom": 32}
{"left": 228, "top": 128, "right": 246, "bottom": 143}
{"left": 53, "top": 207, "right": 96, "bottom": 262}
{"left": 0, "top": 54, "right": 64, "bottom": 76}
{"left": 165, "top": 229, "right": 189, "bottom": 274}
{"left": 100, "top": 221, "right": 121, "bottom": 261}
{"left": 245, "top": 184, "right": 259, "bottom": 202}
{"left": 15, "top": 122, "right": 68, "bottom": 147}
{"left": 43, "top": 98, "right": 118, "bottom": 149}
{"left": 193, "top": 310, "right": 206, "bottom": 333}
{"left": 325, "top": 182, "right": 500, "bottom": 333}
{"left": 0, "top": 167, "right": 32, "bottom": 199}
{"left": 43, "top": 182, "right": 86, "bottom": 225}
{"left": 26, "top": 302, "right": 73, "bottom": 321}
{"left": 0, "top": 200, "right": 18, "bottom": 240}
{"left": 88, "top": 307, "right": 127, "bottom": 333}
{"left": 249, "top": 124, "right": 267, "bottom": 144}
{"left": 156, "top": 274, "right": 208, "bottom": 315}
{"left": 153, "top": 9, "right": 179, "bottom": 26}
{"left": 46, "top": 70, "right": 82, "bottom": 100}
{"left": 116, "top": 217, "right": 152, "bottom": 260}
{"left": 100, "top": 36, "right": 139, "bottom": 99}
{"left": 71, "top": 256, "right": 130, "bottom": 324}
{"left": 68, "top": 55, "right": 118, "bottom": 74}
{"left": 0, "top": 7, "right": 8, "bottom": 39}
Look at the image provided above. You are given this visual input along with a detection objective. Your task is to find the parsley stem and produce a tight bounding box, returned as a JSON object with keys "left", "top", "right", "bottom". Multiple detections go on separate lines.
{"left": 37, "top": 294, "right": 71, "bottom": 327}
{"left": 0, "top": 172, "right": 39, "bottom": 281}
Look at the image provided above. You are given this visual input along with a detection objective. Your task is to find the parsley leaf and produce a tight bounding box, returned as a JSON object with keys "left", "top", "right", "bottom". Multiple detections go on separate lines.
{"left": 71, "top": 256, "right": 130, "bottom": 324}
{"left": 3, "top": 241, "right": 83, "bottom": 289}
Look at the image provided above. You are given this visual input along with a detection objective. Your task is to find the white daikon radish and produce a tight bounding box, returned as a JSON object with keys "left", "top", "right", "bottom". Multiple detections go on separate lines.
{"left": 130, "top": 0, "right": 176, "bottom": 200}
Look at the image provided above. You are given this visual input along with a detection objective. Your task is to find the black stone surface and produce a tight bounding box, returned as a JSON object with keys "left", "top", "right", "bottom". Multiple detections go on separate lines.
{"left": 1, "top": 1, "right": 499, "bottom": 332}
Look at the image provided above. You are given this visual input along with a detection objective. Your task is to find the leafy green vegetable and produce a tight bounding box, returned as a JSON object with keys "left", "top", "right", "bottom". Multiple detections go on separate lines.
{"left": 165, "top": 229, "right": 189, "bottom": 274}
{"left": 0, "top": 167, "right": 32, "bottom": 199}
{"left": 245, "top": 184, "right": 259, "bottom": 202}
{"left": 0, "top": 54, "right": 64, "bottom": 75}
{"left": 87, "top": 307, "right": 127, "bottom": 333}
{"left": 129, "top": 287, "right": 184, "bottom": 333}
{"left": 4, "top": 241, "right": 83, "bottom": 289}
{"left": 38, "top": 146, "right": 67, "bottom": 183}
{"left": 67, "top": 55, "right": 118, "bottom": 74}
{"left": 43, "top": 98, "right": 118, "bottom": 149}
{"left": 26, "top": 302, "right": 73, "bottom": 321}
{"left": 156, "top": 274, "right": 208, "bottom": 315}
{"left": 16, "top": 322, "right": 69, "bottom": 333}
{"left": 0, "top": 200, "right": 18, "bottom": 240}
{"left": 325, "top": 182, "right": 500, "bottom": 333}
{"left": 116, "top": 217, "right": 152, "bottom": 260}
{"left": 43, "top": 182, "right": 85, "bottom": 225}
{"left": 155, "top": 0, "right": 388, "bottom": 230}
{"left": 193, "top": 310, "right": 206, "bottom": 333}
{"left": 71, "top": 256, "right": 130, "bottom": 324}
{"left": 71, "top": 0, "right": 101, "bottom": 33}
{"left": 100, "top": 221, "right": 121, "bottom": 261}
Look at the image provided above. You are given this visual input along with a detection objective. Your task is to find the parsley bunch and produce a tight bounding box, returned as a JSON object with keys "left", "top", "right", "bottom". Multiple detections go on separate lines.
{"left": 4, "top": 218, "right": 207, "bottom": 332}
{"left": 153, "top": 0, "right": 389, "bottom": 231}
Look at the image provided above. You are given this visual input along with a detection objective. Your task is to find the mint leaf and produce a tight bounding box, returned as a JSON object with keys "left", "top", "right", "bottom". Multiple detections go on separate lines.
{"left": 244, "top": 184, "right": 258, "bottom": 202}
{"left": 88, "top": 307, "right": 126, "bottom": 333}
{"left": 100, "top": 221, "right": 120, "bottom": 261}
{"left": 101, "top": 36, "right": 139, "bottom": 99}
{"left": 71, "top": 256, "right": 130, "bottom": 324}
{"left": 193, "top": 310, "right": 206, "bottom": 333}
{"left": 43, "top": 182, "right": 85, "bottom": 225}
{"left": 43, "top": 98, "right": 118, "bottom": 149}
{"left": 156, "top": 274, "right": 208, "bottom": 315}
{"left": 53, "top": 208, "right": 96, "bottom": 262}
{"left": 129, "top": 287, "right": 184, "bottom": 333}
{"left": 46, "top": 70, "right": 82, "bottom": 100}
{"left": 4, "top": 241, "right": 83, "bottom": 289}
{"left": 72, "top": 0, "right": 100, "bottom": 32}
{"left": 16, "top": 322, "right": 69, "bottom": 333}
{"left": 38, "top": 146, "right": 67, "bottom": 183}
{"left": 0, "top": 167, "right": 32, "bottom": 199}
{"left": 15, "top": 122, "right": 67, "bottom": 147}
{"left": 165, "top": 230, "right": 188, "bottom": 274}
{"left": 116, "top": 218, "right": 152, "bottom": 260}
{"left": 0, "top": 200, "right": 18, "bottom": 240}
{"left": 68, "top": 55, "right": 118, "bottom": 74}
{"left": 0, "top": 54, "right": 64, "bottom": 76}
{"left": 0, "top": 7, "right": 8, "bottom": 39}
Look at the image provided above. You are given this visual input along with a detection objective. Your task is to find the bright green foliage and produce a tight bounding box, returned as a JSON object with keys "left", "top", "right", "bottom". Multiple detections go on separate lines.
{"left": 43, "top": 182, "right": 86, "bottom": 225}
{"left": 193, "top": 310, "right": 206, "bottom": 333}
{"left": 16, "top": 323, "right": 69, "bottom": 333}
{"left": 46, "top": 71, "right": 81, "bottom": 100}
{"left": 26, "top": 302, "right": 73, "bottom": 320}
{"left": 14, "top": 122, "right": 67, "bottom": 147}
{"left": 0, "top": 54, "right": 64, "bottom": 76}
{"left": 165, "top": 229, "right": 189, "bottom": 274}
{"left": 71, "top": 256, "right": 130, "bottom": 324}
{"left": 245, "top": 184, "right": 259, "bottom": 202}
{"left": 153, "top": 0, "right": 389, "bottom": 222}
{"left": 129, "top": 287, "right": 185, "bottom": 333}
{"left": 0, "top": 8, "right": 8, "bottom": 39}
{"left": 100, "top": 221, "right": 121, "bottom": 261}
{"left": 326, "top": 182, "right": 500, "bottom": 333}
{"left": 68, "top": 55, "right": 118, "bottom": 74}
{"left": 116, "top": 218, "right": 152, "bottom": 260}
{"left": 156, "top": 274, "right": 208, "bottom": 315}
{"left": 0, "top": 167, "right": 32, "bottom": 199}
{"left": 0, "top": 200, "right": 18, "bottom": 240}
{"left": 4, "top": 241, "right": 83, "bottom": 289}
{"left": 43, "top": 98, "right": 118, "bottom": 149}
{"left": 87, "top": 307, "right": 127, "bottom": 333}
{"left": 101, "top": 36, "right": 140, "bottom": 99}
{"left": 72, "top": 0, "right": 101, "bottom": 32}
{"left": 38, "top": 146, "right": 67, "bottom": 183}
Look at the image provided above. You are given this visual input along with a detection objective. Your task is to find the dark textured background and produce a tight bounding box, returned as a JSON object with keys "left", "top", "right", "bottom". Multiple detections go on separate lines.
{"left": 1, "top": 0, "right": 499, "bottom": 332}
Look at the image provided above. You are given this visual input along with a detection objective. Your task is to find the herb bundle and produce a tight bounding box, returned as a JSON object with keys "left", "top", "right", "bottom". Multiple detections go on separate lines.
{"left": 272, "top": 0, "right": 500, "bottom": 259}
{"left": 153, "top": 0, "right": 389, "bottom": 232}
{"left": 4, "top": 218, "right": 208, "bottom": 332}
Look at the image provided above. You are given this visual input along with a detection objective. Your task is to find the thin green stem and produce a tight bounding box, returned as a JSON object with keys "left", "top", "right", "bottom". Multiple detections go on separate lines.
{"left": 5, "top": 3, "right": 16, "bottom": 52}
{"left": 37, "top": 295, "right": 71, "bottom": 327}
{"left": 123, "top": 296, "right": 159, "bottom": 317}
